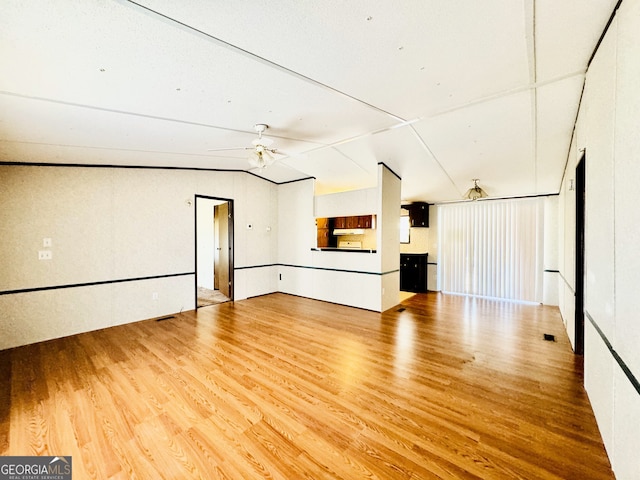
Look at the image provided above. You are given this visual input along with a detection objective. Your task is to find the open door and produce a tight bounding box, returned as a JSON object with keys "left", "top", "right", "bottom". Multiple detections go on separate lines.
{"left": 215, "top": 202, "right": 231, "bottom": 298}
{"left": 575, "top": 155, "right": 585, "bottom": 355}
{"left": 196, "top": 196, "right": 233, "bottom": 308}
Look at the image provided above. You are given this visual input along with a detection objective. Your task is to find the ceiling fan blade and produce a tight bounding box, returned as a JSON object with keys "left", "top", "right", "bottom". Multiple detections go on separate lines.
{"left": 272, "top": 149, "right": 299, "bottom": 158}
{"left": 207, "top": 147, "right": 252, "bottom": 152}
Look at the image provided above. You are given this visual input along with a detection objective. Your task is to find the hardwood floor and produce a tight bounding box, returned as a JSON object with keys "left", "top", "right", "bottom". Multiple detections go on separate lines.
{"left": 0, "top": 292, "right": 614, "bottom": 479}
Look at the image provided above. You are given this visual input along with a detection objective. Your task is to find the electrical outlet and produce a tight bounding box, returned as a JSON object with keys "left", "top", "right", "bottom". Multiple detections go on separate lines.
{"left": 38, "top": 250, "right": 52, "bottom": 260}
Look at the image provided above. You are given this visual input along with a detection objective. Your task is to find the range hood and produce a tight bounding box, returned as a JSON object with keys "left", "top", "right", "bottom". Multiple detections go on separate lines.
{"left": 333, "top": 228, "right": 365, "bottom": 235}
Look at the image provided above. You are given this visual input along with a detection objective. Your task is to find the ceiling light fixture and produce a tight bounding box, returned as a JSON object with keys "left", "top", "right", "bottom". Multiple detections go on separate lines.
{"left": 248, "top": 145, "right": 276, "bottom": 169}
{"left": 464, "top": 179, "right": 488, "bottom": 200}
{"left": 248, "top": 124, "right": 276, "bottom": 169}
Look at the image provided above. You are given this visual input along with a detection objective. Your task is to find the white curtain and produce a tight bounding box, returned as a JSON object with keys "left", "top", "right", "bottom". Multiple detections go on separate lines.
{"left": 438, "top": 198, "right": 544, "bottom": 302}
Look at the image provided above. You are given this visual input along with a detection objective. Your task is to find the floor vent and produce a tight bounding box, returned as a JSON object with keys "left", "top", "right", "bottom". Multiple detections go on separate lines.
{"left": 543, "top": 333, "right": 556, "bottom": 342}
{"left": 156, "top": 315, "right": 176, "bottom": 322}
{"left": 396, "top": 307, "right": 406, "bottom": 312}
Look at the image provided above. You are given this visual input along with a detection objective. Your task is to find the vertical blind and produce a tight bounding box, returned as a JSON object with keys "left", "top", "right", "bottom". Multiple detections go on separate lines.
{"left": 438, "top": 197, "right": 544, "bottom": 302}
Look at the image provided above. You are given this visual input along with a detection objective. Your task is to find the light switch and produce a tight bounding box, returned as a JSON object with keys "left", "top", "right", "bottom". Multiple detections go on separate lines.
{"left": 38, "top": 250, "right": 52, "bottom": 260}
{"left": 43, "top": 238, "right": 52, "bottom": 247}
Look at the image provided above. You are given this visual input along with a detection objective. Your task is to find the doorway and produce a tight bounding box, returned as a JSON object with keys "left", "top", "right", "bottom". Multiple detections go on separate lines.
{"left": 195, "top": 196, "right": 234, "bottom": 307}
{"left": 574, "top": 155, "right": 585, "bottom": 355}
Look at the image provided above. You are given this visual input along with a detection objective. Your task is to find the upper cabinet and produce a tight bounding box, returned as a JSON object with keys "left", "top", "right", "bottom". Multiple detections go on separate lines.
{"left": 316, "top": 217, "right": 335, "bottom": 248}
{"left": 334, "top": 216, "right": 347, "bottom": 229}
{"left": 333, "top": 215, "right": 374, "bottom": 229}
{"left": 404, "top": 202, "right": 429, "bottom": 227}
{"left": 316, "top": 215, "right": 376, "bottom": 248}
{"left": 356, "top": 215, "right": 373, "bottom": 228}
{"left": 316, "top": 217, "right": 330, "bottom": 229}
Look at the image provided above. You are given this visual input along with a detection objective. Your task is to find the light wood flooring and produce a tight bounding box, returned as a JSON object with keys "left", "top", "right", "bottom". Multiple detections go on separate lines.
{"left": 0, "top": 292, "right": 614, "bottom": 479}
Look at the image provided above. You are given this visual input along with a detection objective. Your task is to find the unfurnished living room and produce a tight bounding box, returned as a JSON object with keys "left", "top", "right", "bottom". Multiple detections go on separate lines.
{"left": 1, "top": 1, "right": 639, "bottom": 479}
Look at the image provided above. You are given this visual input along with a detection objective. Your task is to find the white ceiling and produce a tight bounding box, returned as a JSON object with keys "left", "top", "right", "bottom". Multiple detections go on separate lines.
{"left": 0, "top": 0, "right": 618, "bottom": 202}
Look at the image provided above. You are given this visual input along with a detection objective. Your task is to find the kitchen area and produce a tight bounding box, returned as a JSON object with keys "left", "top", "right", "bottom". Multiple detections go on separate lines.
{"left": 313, "top": 201, "right": 435, "bottom": 295}
{"left": 399, "top": 202, "right": 430, "bottom": 294}
{"left": 313, "top": 214, "right": 377, "bottom": 252}
{"left": 280, "top": 164, "right": 435, "bottom": 312}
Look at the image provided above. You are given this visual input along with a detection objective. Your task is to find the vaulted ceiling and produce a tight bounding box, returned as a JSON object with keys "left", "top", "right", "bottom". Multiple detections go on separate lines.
{"left": 0, "top": 1, "right": 618, "bottom": 202}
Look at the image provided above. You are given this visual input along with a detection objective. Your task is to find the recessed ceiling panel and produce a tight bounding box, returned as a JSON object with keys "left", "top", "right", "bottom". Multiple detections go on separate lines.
{"left": 334, "top": 125, "right": 461, "bottom": 202}
{"left": 535, "top": 0, "right": 619, "bottom": 82}
{"left": 0, "top": 0, "right": 397, "bottom": 147}
{"left": 0, "top": 94, "right": 320, "bottom": 171}
{"left": 290, "top": 148, "right": 379, "bottom": 196}
{"left": 413, "top": 90, "right": 536, "bottom": 199}
{"left": 135, "top": 0, "right": 531, "bottom": 120}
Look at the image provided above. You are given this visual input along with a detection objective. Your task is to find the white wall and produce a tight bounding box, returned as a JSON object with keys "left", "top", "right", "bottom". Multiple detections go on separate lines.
{"left": 196, "top": 197, "right": 216, "bottom": 290}
{"left": 278, "top": 176, "right": 382, "bottom": 310}
{"left": 399, "top": 227, "right": 429, "bottom": 254}
{"left": 428, "top": 204, "right": 439, "bottom": 291}
{"left": 233, "top": 173, "right": 279, "bottom": 299}
{"left": 558, "top": 1, "right": 640, "bottom": 477}
{"left": 0, "top": 166, "right": 279, "bottom": 350}
{"left": 542, "top": 196, "right": 559, "bottom": 306}
{"left": 0, "top": 161, "right": 399, "bottom": 351}
{"left": 558, "top": 143, "right": 577, "bottom": 345}
{"left": 379, "top": 165, "right": 401, "bottom": 311}
{"left": 314, "top": 187, "right": 378, "bottom": 218}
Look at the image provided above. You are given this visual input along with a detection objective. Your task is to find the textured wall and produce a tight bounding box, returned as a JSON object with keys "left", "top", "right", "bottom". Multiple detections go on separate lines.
{"left": 559, "top": 2, "right": 640, "bottom": 477}
{"left": 0, "top": 165, "right": 278, "bottom": 349}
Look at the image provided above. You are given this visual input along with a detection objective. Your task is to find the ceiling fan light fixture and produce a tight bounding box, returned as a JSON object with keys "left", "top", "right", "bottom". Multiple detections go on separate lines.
{"left": 464, "top": 179, "right": 488, "bottom": 200}
{"left": 248, "top": 149, "right": 276, "bottom": 169}
{"left": 208, "top": 123, "right": 280, "bottom": 169}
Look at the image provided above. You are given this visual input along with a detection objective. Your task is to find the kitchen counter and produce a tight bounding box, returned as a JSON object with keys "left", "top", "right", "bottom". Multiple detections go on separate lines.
{"left": 311, "top": 247, "right": 377, "bottom": 253}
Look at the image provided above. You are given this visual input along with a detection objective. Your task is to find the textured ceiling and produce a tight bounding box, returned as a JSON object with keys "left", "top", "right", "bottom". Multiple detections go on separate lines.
{"left": 0, "top": 0, "right": 618, "bottom": 202}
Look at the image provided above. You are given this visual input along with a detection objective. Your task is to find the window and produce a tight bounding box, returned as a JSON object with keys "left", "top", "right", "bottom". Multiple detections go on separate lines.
{"left": 400, "top": 215, "right": 410, "bottom": 244}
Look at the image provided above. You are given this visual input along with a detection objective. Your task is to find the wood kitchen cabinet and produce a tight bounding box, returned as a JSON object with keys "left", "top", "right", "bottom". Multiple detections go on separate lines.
{"left": 334, "top": 217, "right": 347, "bottom": 229}
{"left": 316, "top": 218, "right": 335, "bottom": 248}
{"left": 316, "top": 215, "right": 375, "bottom": 248}
{"left": 331, "top": 215, "right": 374, "bottom": 229}
{"left": 316, "top": 217, "right": 330, "bottom": 229}
{"left": 346, "top": 216, "right": 358, "bottom": 229}
{"left": 356, "top": 215, "right": 373, "bottom": 228}
{"left": 400, "top": 253, "right": 428, "bottom": 292}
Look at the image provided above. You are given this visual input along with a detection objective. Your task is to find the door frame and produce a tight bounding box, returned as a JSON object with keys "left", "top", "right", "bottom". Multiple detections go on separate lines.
{"left": 195, "top": 195, "right": 234, "bottom": 308}
{"left": 574, "top": 155, "right": 586, "bottom": 355}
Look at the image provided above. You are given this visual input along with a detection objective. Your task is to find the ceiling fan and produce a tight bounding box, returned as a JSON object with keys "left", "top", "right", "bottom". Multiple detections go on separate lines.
{"left": 208, "top": 124, "right": 284, "bottom": 169}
